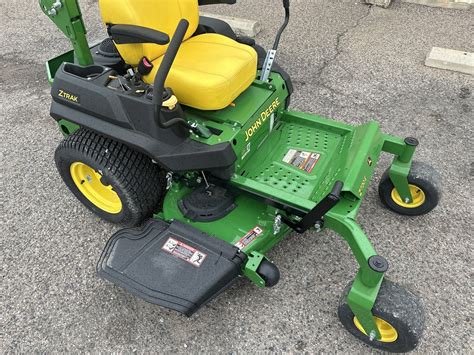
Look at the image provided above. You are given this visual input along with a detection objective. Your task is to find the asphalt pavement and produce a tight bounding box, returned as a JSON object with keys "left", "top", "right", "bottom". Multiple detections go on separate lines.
{"left": 1, "top": 0, "right": 473, "bottom": 352}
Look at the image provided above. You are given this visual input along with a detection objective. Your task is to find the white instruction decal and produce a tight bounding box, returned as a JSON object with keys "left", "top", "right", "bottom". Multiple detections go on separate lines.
{"left": 234, "top": 226, "right": 264, "bottom": 250}
{"left": 283, "top": 149, "right": 320, "bottom": 173}
{"left": 162, "top": 237, "right": 207, "bottom": 267}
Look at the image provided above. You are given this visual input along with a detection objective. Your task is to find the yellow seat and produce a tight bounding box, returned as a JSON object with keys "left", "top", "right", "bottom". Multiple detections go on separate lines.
{"left": 99, "top": 0, "right": 257, "bottom": 110}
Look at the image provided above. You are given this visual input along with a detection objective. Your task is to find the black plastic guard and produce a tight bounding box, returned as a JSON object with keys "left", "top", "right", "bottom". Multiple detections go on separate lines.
{"left": 97, "top": 219, "right": 246, "bottom": 316}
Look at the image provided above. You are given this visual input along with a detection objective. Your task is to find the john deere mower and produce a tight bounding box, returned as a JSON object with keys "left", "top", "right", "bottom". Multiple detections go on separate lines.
{"left": 40, "top": 0, "right": 441, "bottom": 351}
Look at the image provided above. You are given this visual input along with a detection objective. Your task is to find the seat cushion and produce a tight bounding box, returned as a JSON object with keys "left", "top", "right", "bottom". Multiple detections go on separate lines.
{"left": 99, "top": 0, "right": 199, "bottom": 66}
{"left": 144, "top": 33, "right": 257, "bottom": 110}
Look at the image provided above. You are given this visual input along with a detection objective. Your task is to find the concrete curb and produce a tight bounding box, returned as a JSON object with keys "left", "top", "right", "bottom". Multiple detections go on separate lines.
{"left": 401, "top": 0, "right": 473, "bottom": 9}
{"left": 200, "top": 12, "right": 261, "bottom": 38}
{"left": 425, "top": 47, "right": 474, "bottom": 75}
{"left": 365, "top": 0, "right": 473, "bottom": 8}
{"left": 365, "top": 0, "right": 392, "bottom": 8}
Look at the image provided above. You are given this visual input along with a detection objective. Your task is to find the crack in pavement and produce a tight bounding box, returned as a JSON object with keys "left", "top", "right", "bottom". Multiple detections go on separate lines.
{"left": 315, "top": 5, "right": 374, "bottom": 101}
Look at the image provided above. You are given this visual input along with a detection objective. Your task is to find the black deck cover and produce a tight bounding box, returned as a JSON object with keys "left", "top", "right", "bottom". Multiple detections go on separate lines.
{"left": 97, "top": 219, "right": 246, "bottom": 316}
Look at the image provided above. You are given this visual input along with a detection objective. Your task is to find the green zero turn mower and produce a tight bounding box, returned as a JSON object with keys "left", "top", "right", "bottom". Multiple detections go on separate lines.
{"left": 40, "top": 0, "right": 441, "bottom": 352}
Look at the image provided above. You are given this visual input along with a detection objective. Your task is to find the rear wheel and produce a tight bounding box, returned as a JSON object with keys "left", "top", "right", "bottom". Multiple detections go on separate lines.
{"left": 338, "top": 279, "right": 424, "bottom": 353}
{"left": 55, "top": 128, "right": 166, "bottom": 227}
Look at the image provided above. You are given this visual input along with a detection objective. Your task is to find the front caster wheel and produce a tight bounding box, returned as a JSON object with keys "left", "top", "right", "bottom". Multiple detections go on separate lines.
{"left": 379, "top": 161, "right": 442, "bottom": 216}
{"left": 256, "top": 259, "right": 280, "bottom": 287}
{"left": 338, "top": 279, "right": 424, "bottom": 353}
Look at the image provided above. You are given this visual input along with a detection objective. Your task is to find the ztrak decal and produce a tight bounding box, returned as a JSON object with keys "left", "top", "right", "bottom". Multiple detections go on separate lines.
{"left": 58, "top": 89, "right": 80, "bottom": 103}
{"left": 245, "top": 97, "right": 281, "bottom": 141}
{"left": 162, "top": 237, "right": 207, "bottom": 267}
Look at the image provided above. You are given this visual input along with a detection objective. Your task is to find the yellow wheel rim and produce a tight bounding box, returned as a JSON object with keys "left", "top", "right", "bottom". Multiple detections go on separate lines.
{"left": 70, "top": 162, "right": 122, "bottom": 214}
{"left": 391, "top": 184, "right": 426, "bottom": 208}
{"left": 353, "top": 316, "right": 398, "bottom": 343}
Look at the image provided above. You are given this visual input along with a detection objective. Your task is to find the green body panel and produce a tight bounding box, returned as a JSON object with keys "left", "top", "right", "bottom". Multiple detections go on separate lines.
{"left": 40, "top": 0, "right": 420, "bottom": 340}
{"left": 185, "top": 74, "right": 289, "bottom": 171}
{"left": 186, "top": 82, "right": 274, "bottom": 127}
{"left": 46, "top": 50, "right": 75, "bottom": 85}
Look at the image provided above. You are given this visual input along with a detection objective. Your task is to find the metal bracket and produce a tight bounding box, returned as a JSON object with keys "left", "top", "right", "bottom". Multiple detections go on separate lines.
{"left": 47, "top": 0, "right": 62, "bottom": 16}
{"left": 347, "top": 272, "right": 383, "bottom": 341}
{"left": 39, "top": 0, "right": 94, "bottom": 66}
{"left": 273, "top": 214, "right": 282, "bottom": 235}
{"left": 389, "top": 160, "right": 413, "bottom": 203}
{"left": 282, "top": 181, "right": 343, "bottom": 233}
{"left": 324, "top": 212, "right": 386, "bottom": 340}
{"left": 243, "top": 251, "right": 266, "bottom": 287}
{"left": 260, "top": 49, "right": 276, "bottom": 82}
{"left": 388, "top": 137, "right": 419, "bottom": 203}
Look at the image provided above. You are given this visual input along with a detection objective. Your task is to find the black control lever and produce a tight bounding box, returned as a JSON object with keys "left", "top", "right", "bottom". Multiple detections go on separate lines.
{"left": 152, "top": 19, "right": 211, "bottom": 138}
{"left": 273, "top": 0, "right": 290, "bottom": 50}
{"left": 282, "top": 180, "right": 343, "bottom": 233}
{"left": 152, "top": 19, "right": 188, "bottom": 128}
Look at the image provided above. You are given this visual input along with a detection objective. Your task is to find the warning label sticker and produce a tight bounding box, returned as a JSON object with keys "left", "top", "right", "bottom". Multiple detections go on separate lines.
{"left": 234, "top": 226, "right": 264, "bottom": 250}
{"left": 162, "top": 237, "right": 207, "bottom": 267}
{"left": 282, "top": 149, "right": 321, "bottom": 173}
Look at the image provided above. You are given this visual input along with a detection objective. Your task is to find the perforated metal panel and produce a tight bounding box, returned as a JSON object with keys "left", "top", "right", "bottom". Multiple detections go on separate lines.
{"left": 241, "top": 120, "right": 350, "bottom": 202}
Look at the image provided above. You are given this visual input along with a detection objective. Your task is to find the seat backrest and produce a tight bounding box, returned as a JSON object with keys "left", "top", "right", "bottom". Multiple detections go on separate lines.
{"left": 99, "top": 0, "right": 199, "bottom": 66}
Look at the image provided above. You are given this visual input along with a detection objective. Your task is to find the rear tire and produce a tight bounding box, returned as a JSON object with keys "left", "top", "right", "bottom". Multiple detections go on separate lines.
{"left": 55, "top": 128, "right": 166, "bottom": 227}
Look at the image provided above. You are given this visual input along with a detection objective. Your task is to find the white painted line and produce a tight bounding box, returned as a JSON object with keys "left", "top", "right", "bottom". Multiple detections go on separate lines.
{"left": 425, "top": 47, "right": 474, "bottom": 75}
{"left": 200, "top": 12, "right": 261, "bottom": 38}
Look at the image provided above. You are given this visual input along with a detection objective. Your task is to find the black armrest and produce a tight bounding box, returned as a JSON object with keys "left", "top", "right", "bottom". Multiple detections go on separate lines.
{"left": 109, "top": 24, "right": 170, "bottom": 45}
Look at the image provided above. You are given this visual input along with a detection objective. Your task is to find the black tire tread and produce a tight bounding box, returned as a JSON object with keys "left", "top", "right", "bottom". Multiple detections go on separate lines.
{"left": 55, "top": 128, "right": 165, "bottom": 226}
{"left": 379, "top": 161, "right": 442, "bottom": 216}
{"left": 338, "top": 279, "right": 424, "bottom": 353}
